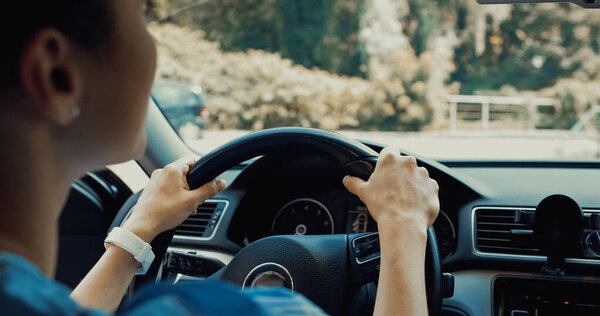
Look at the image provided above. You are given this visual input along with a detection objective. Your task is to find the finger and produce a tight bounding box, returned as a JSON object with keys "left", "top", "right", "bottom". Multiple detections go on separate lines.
{"left": 379, "top": 146, "right": 393, "bottom": 155}
{"left": 163, "top": 162, "right": 188, "bottom": 175}
{"left": 174, "top": 155, "right": 196, "bottom": 168}
{"left": 188, "top": 179, "right": 227, "bottom": 205}
{"left": 418, "top": 166, "right": 429, "bottom": 177}
{"left": 343, "top": 175, "right": 366, "bottom": 197}
{"left": 377, "top": 146, "right": 401, "bottom": 169}
{"left": 179, "top": 156, "right": 199, "bottom": 176}
{"left": 379, "top": 146, "right": 398, "bottom": 161}
{"left": 430, "top": 178, "right": 439, "bottom": 193}
{"left": 167, "top": 156, "right": 197, "bottom": 175}
{"left": 401, "top": 155, "right": 418, "bottom": 168}
{"left": 151, "top": 168, "right": 162, "bottom": 178}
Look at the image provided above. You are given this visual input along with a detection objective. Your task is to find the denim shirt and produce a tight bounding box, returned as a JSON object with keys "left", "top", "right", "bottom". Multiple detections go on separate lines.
{"left": 0, "top": 253, "right": 326, "bottom": 316}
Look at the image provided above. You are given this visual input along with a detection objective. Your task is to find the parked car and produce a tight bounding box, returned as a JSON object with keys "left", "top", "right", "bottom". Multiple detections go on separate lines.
{"left": 152, "top": 80, "right": 209, "bottom": 138}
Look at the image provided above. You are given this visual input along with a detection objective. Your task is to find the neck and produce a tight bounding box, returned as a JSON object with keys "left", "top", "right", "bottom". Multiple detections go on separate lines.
{"left": 0, "top": 107, "right": 76, "bottom": 277}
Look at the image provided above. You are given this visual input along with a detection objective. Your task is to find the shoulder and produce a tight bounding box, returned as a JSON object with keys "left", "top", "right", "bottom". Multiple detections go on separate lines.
{"left": 0, "top": 253, "right": 106, "bottom": 316}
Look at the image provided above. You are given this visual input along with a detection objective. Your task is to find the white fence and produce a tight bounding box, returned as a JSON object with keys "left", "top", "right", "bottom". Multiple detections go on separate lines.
{"left": 446, "top": 94, "right": 558, "bottom": 131}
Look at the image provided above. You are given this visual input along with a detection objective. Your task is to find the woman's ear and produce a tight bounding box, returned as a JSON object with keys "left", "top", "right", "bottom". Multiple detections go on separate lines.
{"left": 19, "top": 29, "right": 82, "bottom": 125}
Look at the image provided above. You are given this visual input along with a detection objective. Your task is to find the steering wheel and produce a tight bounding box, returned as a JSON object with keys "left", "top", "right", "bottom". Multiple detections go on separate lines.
{"left": 111, "top": 127, "right": 442, "bottom": 316}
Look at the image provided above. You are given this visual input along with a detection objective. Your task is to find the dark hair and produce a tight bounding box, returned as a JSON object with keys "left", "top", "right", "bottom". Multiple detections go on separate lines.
{"left": 0, "top": 1, "right": 113, "bottom": 89}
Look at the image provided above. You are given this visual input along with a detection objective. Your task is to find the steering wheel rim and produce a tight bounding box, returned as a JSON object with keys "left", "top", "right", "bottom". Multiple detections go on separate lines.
{"left": 111, "top": 127, "right": 442, "bottom": 315}
{"left": 186, "top": 127, "right": 379, "bottom": 188}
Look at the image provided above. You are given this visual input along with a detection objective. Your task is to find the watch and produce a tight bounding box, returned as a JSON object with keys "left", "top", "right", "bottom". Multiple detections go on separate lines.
{"left": 104, "top": 227, "right": 155, "bottom": 275}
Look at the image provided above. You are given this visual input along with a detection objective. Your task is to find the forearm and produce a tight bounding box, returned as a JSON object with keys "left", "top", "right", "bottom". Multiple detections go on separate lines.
{"left": 374, "top": 217, "right": 429, "bottom": 316}
{"left": 70, "top": 225, "right": 156, "bottom": 312}
{"left": 70, "top": 245, "right": 140, "bottom": 312}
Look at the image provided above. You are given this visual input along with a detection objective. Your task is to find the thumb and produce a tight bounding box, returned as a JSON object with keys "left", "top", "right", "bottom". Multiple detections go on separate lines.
{"left": 343, "top": 175, "right": 366, "bottom": 197}
{"left": 188, "top": 179, "right": 227, "bottom": 205}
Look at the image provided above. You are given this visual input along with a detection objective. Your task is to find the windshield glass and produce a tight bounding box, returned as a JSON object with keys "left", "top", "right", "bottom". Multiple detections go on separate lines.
{"left": 147, "top": 1, "right": 600, "bottom": 160}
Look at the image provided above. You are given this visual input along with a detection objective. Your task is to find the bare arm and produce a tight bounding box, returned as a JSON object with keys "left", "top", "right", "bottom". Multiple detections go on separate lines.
{"left": 374, "top": 218, "right": 429, "bottom": 315}
{"left": 70, "top": 244, "right": 143, "bottom": 312}
{"left": 343, "top": 147, "right": 439, "bottom": 316}
{"left": 70, "top": 157, "right": 226, "bottom": 312}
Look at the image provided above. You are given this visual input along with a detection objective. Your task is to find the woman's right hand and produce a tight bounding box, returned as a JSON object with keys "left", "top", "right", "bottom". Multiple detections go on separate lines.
{"left": 342, "top": 147, "right": 439, "bottom": 232}
{"left": 342, "top": 147, "right": 440, "bottom": 316}
{"left": 121, "top": 157, "right": 226, "bottom": 243}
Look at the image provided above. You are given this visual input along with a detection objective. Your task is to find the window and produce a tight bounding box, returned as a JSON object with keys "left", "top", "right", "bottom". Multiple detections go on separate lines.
{"left": 149, "top": 1, "right": 600, "bottom": 160}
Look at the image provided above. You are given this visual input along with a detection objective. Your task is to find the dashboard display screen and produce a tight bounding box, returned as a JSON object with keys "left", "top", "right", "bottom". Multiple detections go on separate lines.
{"left": 346, "top": 204, "right": 378, "bottom": 233}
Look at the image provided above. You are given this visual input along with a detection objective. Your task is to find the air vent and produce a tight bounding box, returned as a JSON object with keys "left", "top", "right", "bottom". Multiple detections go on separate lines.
{"left": 175, "top": 200, "right": 228, "bottom": 239}
{"left": 474, "top": 207, "right": 540, "bottom": 256}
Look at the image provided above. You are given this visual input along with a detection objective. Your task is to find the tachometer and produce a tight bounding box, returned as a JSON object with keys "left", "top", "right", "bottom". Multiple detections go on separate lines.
{"left": 432, "top": 210, "right": 456, "bottom": 259}
{"left": 272, "top": 198, "right": 334, "bottom": 235}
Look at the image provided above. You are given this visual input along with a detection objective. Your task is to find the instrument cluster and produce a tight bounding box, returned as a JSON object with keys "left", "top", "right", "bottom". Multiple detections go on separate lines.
{"left": 270, "top": 191, "right": 457, "bottom": 259}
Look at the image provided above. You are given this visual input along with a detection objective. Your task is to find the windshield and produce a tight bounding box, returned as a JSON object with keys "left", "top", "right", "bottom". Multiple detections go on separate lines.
{"left": 147, "top": 1, "right": 600, "bottom": 160}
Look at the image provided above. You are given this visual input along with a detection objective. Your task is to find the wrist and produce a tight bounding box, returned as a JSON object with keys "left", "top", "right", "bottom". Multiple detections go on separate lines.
{"left": 105, "top": 242, "right": 141, "bottom": 267}
{"left": 104, "top": 227, "right": 156, "bottom": 275}
{"left": 376, "top": 212, "right": 429, "bottom": 235}
{"left": 120, "top": 222, "right": 157, "bottom": 243}
{"left": 377, "top": 214, "right": 428, "bottom": 249}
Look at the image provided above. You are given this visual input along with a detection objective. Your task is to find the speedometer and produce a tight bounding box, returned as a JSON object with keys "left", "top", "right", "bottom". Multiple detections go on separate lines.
{"left": 272, "top": 198, "right": 334, "bottom": 235}
{"left": 432, "top": 210, "right": 456, "bottom": 259}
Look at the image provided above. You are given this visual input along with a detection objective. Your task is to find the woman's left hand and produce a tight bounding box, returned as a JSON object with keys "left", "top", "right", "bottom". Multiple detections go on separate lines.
{"left": 121, "top": 157, "right": 226, "bottom": 242}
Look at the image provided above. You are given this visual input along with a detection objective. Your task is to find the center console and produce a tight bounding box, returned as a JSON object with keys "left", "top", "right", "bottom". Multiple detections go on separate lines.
{"left": 491, "top": 195, "right": 600, "bottom": 316}
{"left": 493, "top": 276, "right": 600, "bottom": 316}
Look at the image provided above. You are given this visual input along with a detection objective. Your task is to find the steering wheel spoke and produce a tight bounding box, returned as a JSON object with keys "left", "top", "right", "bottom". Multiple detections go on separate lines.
{"left": 348, "top": 233, "right": 381, "bottom": 286}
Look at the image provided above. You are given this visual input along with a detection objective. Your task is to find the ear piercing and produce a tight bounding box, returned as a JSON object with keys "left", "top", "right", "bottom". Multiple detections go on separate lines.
{"left": 71, "top": 106, "right": 81, "bottom": 118}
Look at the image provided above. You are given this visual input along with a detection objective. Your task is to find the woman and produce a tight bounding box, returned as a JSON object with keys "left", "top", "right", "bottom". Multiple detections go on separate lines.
{"left": 0, "top": 1, "right": 439, "bottom": 315}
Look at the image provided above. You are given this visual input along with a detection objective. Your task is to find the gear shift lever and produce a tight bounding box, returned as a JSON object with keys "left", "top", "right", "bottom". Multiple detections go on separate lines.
{"left": 533, "top": 194, "right": 583, "bottom": 276}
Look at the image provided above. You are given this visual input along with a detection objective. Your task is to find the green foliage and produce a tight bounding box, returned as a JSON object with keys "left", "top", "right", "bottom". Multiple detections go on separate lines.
{"left": 156, "top": 0, "right": 600, "bottom": 131}
{"left": 451, "top": 3, "right": 582, "bottom": 94}
{"left": 176, "top": 0, "right": 363, "bottom": 76}
{"left": 405, "top": 0, "right": 435, "bottom": 56}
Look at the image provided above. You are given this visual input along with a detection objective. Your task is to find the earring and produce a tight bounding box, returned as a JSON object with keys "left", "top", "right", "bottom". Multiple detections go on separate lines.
{"left": 71, "top": 106, "right": 81, "bottom": 118}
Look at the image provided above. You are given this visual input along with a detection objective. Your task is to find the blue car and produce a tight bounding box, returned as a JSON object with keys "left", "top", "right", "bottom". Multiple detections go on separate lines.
{"left": 152, "top": 80, "right": 209, "bottom": 136}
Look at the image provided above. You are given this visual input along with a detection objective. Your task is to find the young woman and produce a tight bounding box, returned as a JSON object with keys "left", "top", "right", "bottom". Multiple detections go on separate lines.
{"left": 0, "top": 1, "right": 439, "bottom": 315}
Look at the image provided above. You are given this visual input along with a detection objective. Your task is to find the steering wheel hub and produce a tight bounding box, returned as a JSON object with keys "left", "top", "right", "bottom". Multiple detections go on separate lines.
{"left": 243, "top": 262, "right": 294, "bottom": 290}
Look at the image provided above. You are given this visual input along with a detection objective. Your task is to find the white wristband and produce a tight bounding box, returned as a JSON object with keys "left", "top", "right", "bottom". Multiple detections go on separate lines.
{"left": 104, "top": 227, "right": 155, "bottom": 275}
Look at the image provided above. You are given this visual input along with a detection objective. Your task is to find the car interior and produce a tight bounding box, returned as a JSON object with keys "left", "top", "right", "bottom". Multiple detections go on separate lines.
{"left": 53, "top": 1, "right": 600, "bottom": 316}
{"left": 54, "top": 99, "right": 600, "bottom": 316}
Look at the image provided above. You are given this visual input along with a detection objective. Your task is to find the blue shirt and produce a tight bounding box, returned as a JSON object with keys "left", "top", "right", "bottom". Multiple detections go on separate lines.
{"left": 0, "top": 253, "right": 326, "bottom": 315}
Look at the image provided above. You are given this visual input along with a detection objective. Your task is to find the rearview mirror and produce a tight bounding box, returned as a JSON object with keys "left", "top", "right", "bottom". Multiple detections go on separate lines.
{"left": 478, "top": 0, "right": 600, "bottom": 8}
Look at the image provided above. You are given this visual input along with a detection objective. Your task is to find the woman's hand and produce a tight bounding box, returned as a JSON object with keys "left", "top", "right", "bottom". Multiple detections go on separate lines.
{"left": 342, "top": 147, "right": 439, "bottom": 316}
{"left": 342, "top": 146, "right": 439, "bottom": 232}
{"left": 121, "top": 157, "right": 226, "bottom": 242}
{"left": 73, "top": 157, "right": 225, "bottom": 311}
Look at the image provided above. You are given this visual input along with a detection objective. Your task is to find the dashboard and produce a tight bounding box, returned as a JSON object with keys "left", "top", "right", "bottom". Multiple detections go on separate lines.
{"left": 164, "top": 148, "right": 600, "bottom": 316}
{"left": 267, "top": 192, "right": 456, "bottom": 260}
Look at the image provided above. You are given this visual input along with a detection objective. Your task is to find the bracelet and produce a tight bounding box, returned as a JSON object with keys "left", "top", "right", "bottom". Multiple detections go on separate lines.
{"left": 104, "top": 227, "right": 155, "bottom": 275}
